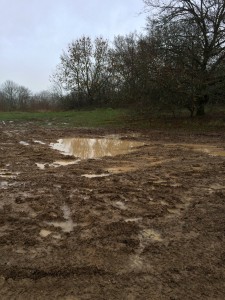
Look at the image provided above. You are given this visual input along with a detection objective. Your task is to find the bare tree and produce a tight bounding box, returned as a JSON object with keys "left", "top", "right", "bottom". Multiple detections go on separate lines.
{"left": 17, "top": 86, "right": 31, "bottom": 110}
{"left": 1, "top": 80, "right": 31, "bottom": 111}
{"left": 144, "top": 0, "right": 225, "bottom": 115}
{"left": 1, "top": 80, "right": 18, "bottom": 110}
{"left": 110, "top": 33, "right": 141, "bottom": 104}
{"left": 53, "top": 36, "right": 111, "bottom": 106}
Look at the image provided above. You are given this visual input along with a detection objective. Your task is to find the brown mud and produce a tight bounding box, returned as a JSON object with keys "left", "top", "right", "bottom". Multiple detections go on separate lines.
{"left": 0, "top": 122, "right": 225, "bottom": 299}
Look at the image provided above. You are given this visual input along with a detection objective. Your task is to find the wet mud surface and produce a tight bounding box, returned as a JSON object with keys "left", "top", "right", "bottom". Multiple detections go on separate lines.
{"left": 0, "top": 122, "right": 225, "bottom": 299}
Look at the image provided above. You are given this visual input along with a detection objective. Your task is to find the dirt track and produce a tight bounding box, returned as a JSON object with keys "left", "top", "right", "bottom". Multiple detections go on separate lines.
{"left": 0, "top": 122, "right": 225, "bottom": 299}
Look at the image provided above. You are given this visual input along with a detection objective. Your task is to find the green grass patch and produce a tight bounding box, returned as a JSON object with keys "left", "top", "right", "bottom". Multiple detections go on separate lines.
{"left": 0, "top": 109, "right": 130, "bottom": 128}
{"left": 0, "top": 108, "right": 224, "bottom": 132}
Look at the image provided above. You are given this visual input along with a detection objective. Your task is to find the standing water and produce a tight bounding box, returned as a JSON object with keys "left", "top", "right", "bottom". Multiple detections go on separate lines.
{"left": 50, "top": 137, "right": 144, "bottom": 159}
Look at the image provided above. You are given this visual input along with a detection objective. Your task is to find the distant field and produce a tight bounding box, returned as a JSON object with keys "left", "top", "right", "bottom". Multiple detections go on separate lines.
{"left": 0, "top": 108, "right": 224, "bottom": 131}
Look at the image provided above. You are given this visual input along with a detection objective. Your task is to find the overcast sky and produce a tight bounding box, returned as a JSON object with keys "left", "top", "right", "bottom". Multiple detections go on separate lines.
{"left": 0, "top": 0, "right": 146, "bottom": 92}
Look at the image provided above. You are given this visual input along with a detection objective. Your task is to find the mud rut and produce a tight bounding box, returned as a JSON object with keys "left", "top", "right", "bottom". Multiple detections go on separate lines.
{"left": 0, "top": 122, "right": 225, "bottom": 300}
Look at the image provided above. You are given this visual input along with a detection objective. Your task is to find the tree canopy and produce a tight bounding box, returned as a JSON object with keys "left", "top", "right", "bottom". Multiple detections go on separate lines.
{"left": 144, "top": 0, "right": 225, "bottom": 115}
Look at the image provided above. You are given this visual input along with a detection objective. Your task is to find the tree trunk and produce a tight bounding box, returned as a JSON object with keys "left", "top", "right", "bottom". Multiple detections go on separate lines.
{"left": 196, "top": 103, "right": 205, "bottom": 116}
{"left": 196, "top": 94, "right": 209, "bottom": 116}
{"left": 187, "top": 106, "right": 195, "bottom": 118}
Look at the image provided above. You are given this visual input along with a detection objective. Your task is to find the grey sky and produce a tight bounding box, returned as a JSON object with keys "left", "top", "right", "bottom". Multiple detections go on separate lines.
{"left": 0, "top": 0, "right": 146, "bottom": 92}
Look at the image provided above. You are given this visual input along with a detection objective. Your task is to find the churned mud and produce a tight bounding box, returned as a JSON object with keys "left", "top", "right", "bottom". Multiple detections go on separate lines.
{"left": 0, "top": 121, "right": 225, "bottom": 299}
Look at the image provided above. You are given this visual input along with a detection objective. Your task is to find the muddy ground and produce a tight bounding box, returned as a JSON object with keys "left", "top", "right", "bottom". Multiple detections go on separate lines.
{"left": 0, "top": 121, "right": 225, "bottom": 300}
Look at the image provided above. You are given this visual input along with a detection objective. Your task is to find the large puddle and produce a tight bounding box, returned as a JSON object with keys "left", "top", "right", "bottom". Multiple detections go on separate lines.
{"left": 50, "top": 137, "right": 144, "bottom": 159}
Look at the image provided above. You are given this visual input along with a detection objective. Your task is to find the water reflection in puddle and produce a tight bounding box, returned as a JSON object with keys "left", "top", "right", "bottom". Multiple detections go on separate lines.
{"left": 50, "top": 137, "right": 144, "bottom": 159}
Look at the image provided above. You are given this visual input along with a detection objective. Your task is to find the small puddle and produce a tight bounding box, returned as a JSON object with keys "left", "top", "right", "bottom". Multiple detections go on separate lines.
{"left": 106, "top": 166, "right": 138, "bottom": 174}
{"left": 36, "top": 163, "right": 46, "bottom": 170}
{"left": 47, "top": 204, "right": 76, "bottom": 233}
{"left": 19, "top": 141, "right": 29, "bottom": 146}
{"left": 33, "top": 140, "right": 46, "bottom": 145}
{"left": 50, "top": 137, "right": 144, "bottom": 159}
{"left": 125, "top": 217, "right": 142, "bottom": 223}
{"left": 0, "top": 181, "right": 8, "bottom": 189}
{"left": 50, "top": 160, "right": 80, "bottom": 167}
{"left": 0, "top": 169, "right": 19, "bottom": 179}
{"left": 81, "top": 173, "right": 110, "bottom": 178}
{"left": 36, "top": 160, "right": 80, "bottom": 169}
{"left": 113, "top": 201, "right": 127, "bottom": 210}
{"left": 39, "top": 229, "right": 51, "bottom": 238}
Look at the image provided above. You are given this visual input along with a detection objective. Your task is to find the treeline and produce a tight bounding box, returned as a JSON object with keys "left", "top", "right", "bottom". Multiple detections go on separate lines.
{"left": 1, "top": 0, "right": 225, "bottom": 116}
{"left": 0, "top": 80, "right": 61, "bottom": 111}
{"left": 52, "top": 0, "right": 225, "bottom": 116}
